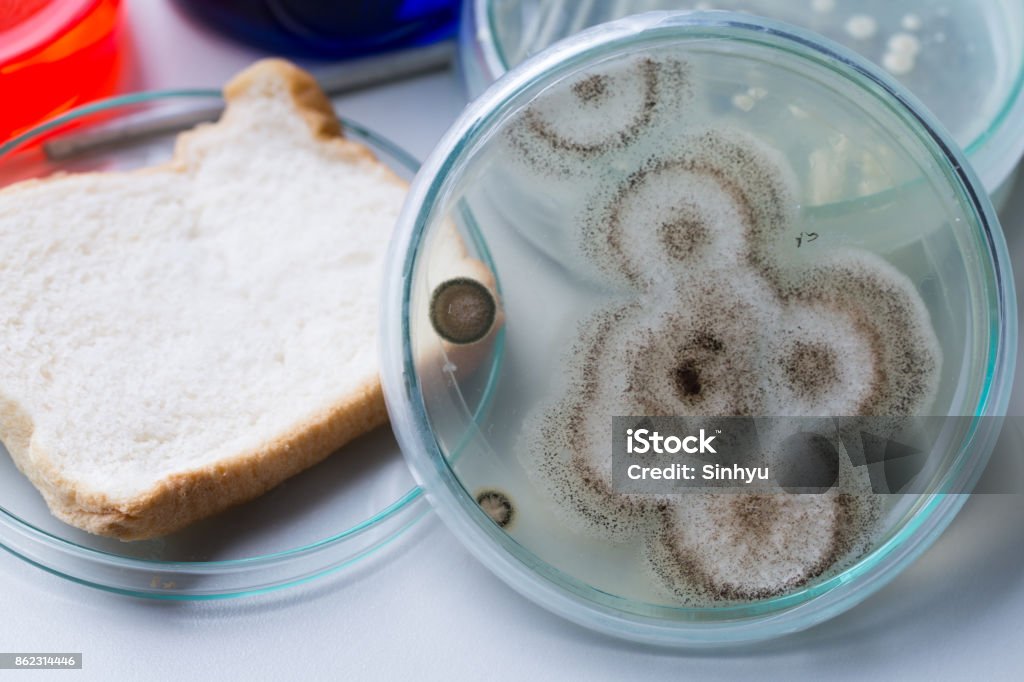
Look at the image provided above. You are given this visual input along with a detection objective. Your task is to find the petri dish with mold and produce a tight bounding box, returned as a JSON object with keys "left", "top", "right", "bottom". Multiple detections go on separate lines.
{"left": 459, "top": 0, "right": 1024, "bottom": 207}
{"left": 385, "top": 12, "right": 1016, "bottom": 645}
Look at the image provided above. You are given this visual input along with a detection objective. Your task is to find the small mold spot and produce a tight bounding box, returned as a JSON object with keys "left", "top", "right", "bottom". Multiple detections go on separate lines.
{"left": 674, "top": 361, "right": 703, "bottom": 398}
{"left": 477, "top": 490, "right": 514, "bottom": 528}
{"left": 782, "top": 340, "right": 839, "bottom": 399}
{"left": 658, "top": 215, "right": 710, "bottom": 261}
{"left": 670, "top": 333, "right": 724, "bottom": 402}
{"left": 571, "top": 74, "right": 611, "bottom": 105}
{"left": 430, "top": 278, "right": 496, "bottom": 345}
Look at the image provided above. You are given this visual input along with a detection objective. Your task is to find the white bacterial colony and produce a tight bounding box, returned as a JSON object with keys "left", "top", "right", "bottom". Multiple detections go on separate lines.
{"left": 732, "top": 86, "right": 767, "bottom": 112}
{"left": 901, "top": 13, "right": 922, "bottom": 31}
{"left": 844, "top": 14, "right": 878, "bottom": 41}
{"left": 508, "top": 56, "right": 942, "bottom": 605}
{"left": 883, "top": 32, "right": 922, "bottom": 76}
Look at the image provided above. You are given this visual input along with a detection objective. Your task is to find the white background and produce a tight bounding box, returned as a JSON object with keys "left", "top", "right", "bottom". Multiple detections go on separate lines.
{"left": 2, "top": 1, "right": 1023, "bottom": 679}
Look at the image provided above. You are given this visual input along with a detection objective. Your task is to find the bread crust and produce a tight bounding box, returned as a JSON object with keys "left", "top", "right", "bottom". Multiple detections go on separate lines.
{"left": 1, "top": 380, "right": 388, "bottom": 539}
{"left": 0, "top": 59, "right": 465, "bottom": 540}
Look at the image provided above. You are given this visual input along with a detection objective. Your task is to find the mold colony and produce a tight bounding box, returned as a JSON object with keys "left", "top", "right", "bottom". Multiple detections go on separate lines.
{"left": 430, "top": 277, "right": 498, "bottom": 345}
{"left": 505, "top": 57, "right": 691, "bottom": 175}
{"left": 507, "top": 55, "right": 941, "bottom": 604}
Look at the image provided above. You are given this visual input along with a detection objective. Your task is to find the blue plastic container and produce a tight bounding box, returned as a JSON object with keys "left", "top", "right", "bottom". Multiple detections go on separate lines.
{"left": 175, "top": 0, "right": 458, "bottom": 58}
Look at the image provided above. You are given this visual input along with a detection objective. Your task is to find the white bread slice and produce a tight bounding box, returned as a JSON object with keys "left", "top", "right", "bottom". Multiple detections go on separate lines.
{"left": 0, "top": 59, "right": 495, "bottom": 540}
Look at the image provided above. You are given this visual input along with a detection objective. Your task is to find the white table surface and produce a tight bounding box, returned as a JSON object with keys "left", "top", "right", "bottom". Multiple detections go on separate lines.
{"left": 2, "top": 2, "right": 1023, "bottom": 679}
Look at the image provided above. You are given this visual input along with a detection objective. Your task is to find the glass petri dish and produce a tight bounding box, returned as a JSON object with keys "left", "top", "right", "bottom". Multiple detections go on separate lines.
{"left": 385, "top": 12, "right": 1017, "bottom": 646}
{"left": 0, "top": 91, "right": 499, "bottom": 599}
{"left": 459, "top": 0, "right": 1024, "bottom": 205}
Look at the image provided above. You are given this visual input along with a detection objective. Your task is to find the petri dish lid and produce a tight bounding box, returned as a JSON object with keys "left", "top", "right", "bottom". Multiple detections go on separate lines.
{"left": 463, "top": 0, "right": 1024, "bottom": 197}
{"left": 0, "top": 91, "right": 481, "bottom": 599}
{"left": 384, "top": 11, "right": 1016, "bottom": 645}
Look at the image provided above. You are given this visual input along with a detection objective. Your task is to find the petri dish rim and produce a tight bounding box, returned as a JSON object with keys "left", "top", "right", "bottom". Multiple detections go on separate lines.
{"left": 474, "top": 0, "right": 1024, "bottom": 192}
{"left": 386, "top": 11, "right": 1017, "bottom": 645}
{"left": 0, "top": 89, "right": 506, "bottom": 598}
